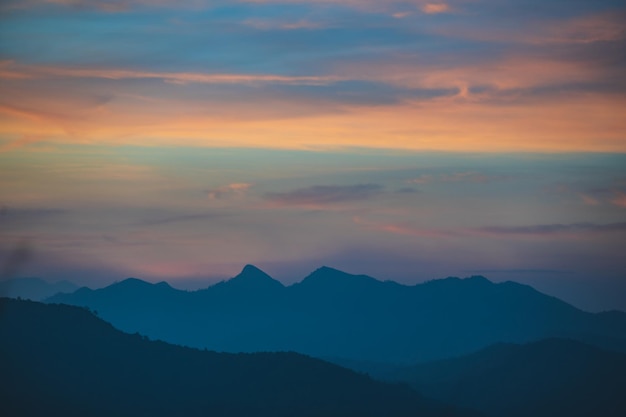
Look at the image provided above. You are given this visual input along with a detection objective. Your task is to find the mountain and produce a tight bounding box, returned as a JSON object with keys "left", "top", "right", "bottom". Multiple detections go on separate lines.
{"left": 377, "top": 338, "right": 626, "bottom": 417}
{"left": 46, "top": 265, "right": 626, "bottom": 363}
{"left": 0, "top": 277, "right": 78, "bottom": 301}
{"left": 0, "top": 297, "right": 476, "bottom": 417}
{"left": 208, "top": 264, "right": 285, "bottom": 295}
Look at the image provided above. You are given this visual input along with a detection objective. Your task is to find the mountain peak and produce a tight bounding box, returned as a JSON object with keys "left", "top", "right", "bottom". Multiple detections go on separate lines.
{"left": 466, "top": 275, "right": 492, "bottom": 284}
{"left": 225, "top": 264, "right": 284, "bottom": 290}
{"left": 300, "top": 266, "right": 380, "bottom": 288}
{"left": 241, "top": 264, "right": 265, "bottom": 275}
{"left": 113, "top": 277, "right": 152, "bottom": 287}
{"left": 107, "top": 278, "right": 175, "bottom": 294}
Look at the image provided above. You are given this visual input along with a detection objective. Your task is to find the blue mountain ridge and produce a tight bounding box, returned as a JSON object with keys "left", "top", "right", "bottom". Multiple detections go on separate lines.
{"left": 46, "top": 265, "right": 626, "bottom": 363}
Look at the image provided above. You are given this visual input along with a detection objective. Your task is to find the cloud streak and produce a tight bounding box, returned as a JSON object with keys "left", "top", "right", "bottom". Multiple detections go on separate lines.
{"left": 207, "top": 183, "right": 253, "bottom": 200}
{"left": 409, "top": 171, "right": 511, "bottom": 185}
{"left": 266, "top": 184, "right": 384, "bottom": 206}
{"left": 476, "top": 222, "right": 626, "bottom": 236}
{"left": 0, "top": 61, "right": 338, "bottom": 86}
{"left": 136, "top": 212, "right": 224, "bottom": 226}
{"left": 1, "top": 0, "right": 624, "bottom": 154}
{"left": 356, "top": 217, "right": 626, "bottom": 240}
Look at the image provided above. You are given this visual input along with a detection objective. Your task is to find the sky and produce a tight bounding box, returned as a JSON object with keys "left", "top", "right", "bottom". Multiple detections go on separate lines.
{"left": 0, "top": 0, "right": 625, "bottom": 311}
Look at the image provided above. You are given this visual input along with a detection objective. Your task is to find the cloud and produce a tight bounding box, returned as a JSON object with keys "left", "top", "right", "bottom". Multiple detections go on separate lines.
{"left": 353, "top": 216, "right": 458, "bottom": 239}
{"left": 540, "top": 12, "right": 626, "bottom": 44}
{"left": 136, "top": 212, "right": 224, "bottom": 226}
{"left": 0, "top": 61, "right": 339, "bottom": 86}
{"left": 396, "top": 187, "right": 418, "bottom": 193}
{"left": 578, "top": 193, "right": 601, "bottom": 206}
{"left": 0, "top": 206, "right": 69, "bottom": 223}
{"left": 611, "top": 192, "right": 626, "bottom": 208}
{"left": 477, "top": 222, "right": 626, "bottom": 236}
{"left": 207, "top": 183, "right": 253, "bottom": 200}
{"left": 2, "top": 2, "right": 625, "bottom": 153}
{"left": 573, "top": 183, "right": 626, "bottom": 209}
{"left": 464, "top": 268, "right": 573, "bottom": 275}
{"left": 421, "top": 3, "right": 450, "bottom": 14}
{"left": 409, "top": 172, "right": 509, "bottom": 184}
{"left": 1, "top": 0, "right": 209, "bottom": 13}
{"left": 355, "top": 216, "right": 626, "bottom": 240}
{"left": 392, "top": 11, "right": 411, "bottom": 19}
{"left": 243, "top": 18, "right": 325, "bottom": 30}
{"left": 0, "top": 135, "right": 45, "bottom": 153}
{"left": 265, "top": 184, "right": 383, "bottom": 206}
{"left": 46, "top": 0, "right": 132, "bottom": 12}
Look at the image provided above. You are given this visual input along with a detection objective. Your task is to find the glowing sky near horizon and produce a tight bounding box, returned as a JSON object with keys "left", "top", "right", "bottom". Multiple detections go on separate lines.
{"left": 0, "top": 0, "right": 625, "bottom": 311}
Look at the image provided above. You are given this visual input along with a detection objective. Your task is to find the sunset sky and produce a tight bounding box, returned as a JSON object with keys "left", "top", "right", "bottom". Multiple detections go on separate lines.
{"left": 1, "top": 0, "right": 625, "bottom": 311}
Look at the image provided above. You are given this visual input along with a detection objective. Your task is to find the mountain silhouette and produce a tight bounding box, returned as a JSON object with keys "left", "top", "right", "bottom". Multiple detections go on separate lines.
{"left": 0, "top": 277, "right": 78, "bottom": 301}
{"left": 46, "top": 265, "right": 626, "bottom": 363}
{"left": 212, "top": 264, "right": 285, "bottom": 292}
{"left": 377, "top": 338, "right": 626, "bottom": 417}
{"left": 298, "top": 266, "right": 382, "bottom": 290}
{"left": 0, "top": 297, "right": 477, "bottom": 417}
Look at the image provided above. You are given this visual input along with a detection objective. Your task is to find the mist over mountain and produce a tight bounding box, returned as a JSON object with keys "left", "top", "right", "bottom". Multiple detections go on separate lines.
{"left": 46, "top": 265, "right": 626, "bottom": 363}
{"left": 377, "top": 338, "right": 626, "bottom": 417}
{"left": 0, "top": 298, "right": 477, "bottom": 417}
{"left": 0, "top": 277, "right": 78, "bottom": 301}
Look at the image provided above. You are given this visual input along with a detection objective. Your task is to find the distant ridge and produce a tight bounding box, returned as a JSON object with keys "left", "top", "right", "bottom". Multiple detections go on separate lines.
{"left": 298, "top": 266, "right": 382, "bottom": 289}
{"left": 46, "top": 264, "right": 626, "bottom": 363}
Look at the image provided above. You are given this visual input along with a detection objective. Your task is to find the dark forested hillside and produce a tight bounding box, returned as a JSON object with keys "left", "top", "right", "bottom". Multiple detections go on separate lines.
{"left": 0, "top": 298, "right": 475, "bottom": 417}
{"left": 380, "top": 339, "right": 626, "bottom": 417}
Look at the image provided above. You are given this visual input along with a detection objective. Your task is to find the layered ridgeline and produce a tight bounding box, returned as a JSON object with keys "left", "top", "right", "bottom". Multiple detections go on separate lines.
{"left": 47, "top": 265, "right": 626, "bottom": 363}
{"left": 374, "top": 339, "right": 626, "bottom": 417}
{"left": 0, "top": 298, "right": 476, "bottom": 417}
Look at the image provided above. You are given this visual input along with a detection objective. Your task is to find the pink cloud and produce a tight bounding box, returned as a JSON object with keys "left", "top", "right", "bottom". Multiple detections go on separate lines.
{"left": 353, "top": 216, "right": 459, "bottom": 239}
{"left": 392, "top": 11, "right": 411, "bottom": 19}
{"left": 612, "top": 192, "right": 626, "bottom": 208}
{"left": 579, "top": 193, "right": 601, "bottom": 206}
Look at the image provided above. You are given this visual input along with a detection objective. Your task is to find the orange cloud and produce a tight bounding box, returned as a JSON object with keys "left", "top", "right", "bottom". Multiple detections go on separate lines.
{"left": 1, "top": 56, "right": 625, "bottom": 153}
{"left": 1, "top": 86, "right": 624, "bottom": 153}
{"left": 392, "top": 11, "right": 411, "bottom": 19}
{"left": 421, "top": 3, "right": 450, "bottom": 14}
{"left": 0, "top": 135, "right": 44, "bottom": 153}
{"left": 0, "top": 61, "right": 337, "bottom": 86}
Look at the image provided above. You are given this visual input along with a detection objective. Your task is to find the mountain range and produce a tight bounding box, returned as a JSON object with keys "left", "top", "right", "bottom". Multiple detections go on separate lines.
{"left": 0, "top": 297, "right": 476, "bottom": 417}
{"left": 46, "top": 264, "right": 626, "bottom": 363}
